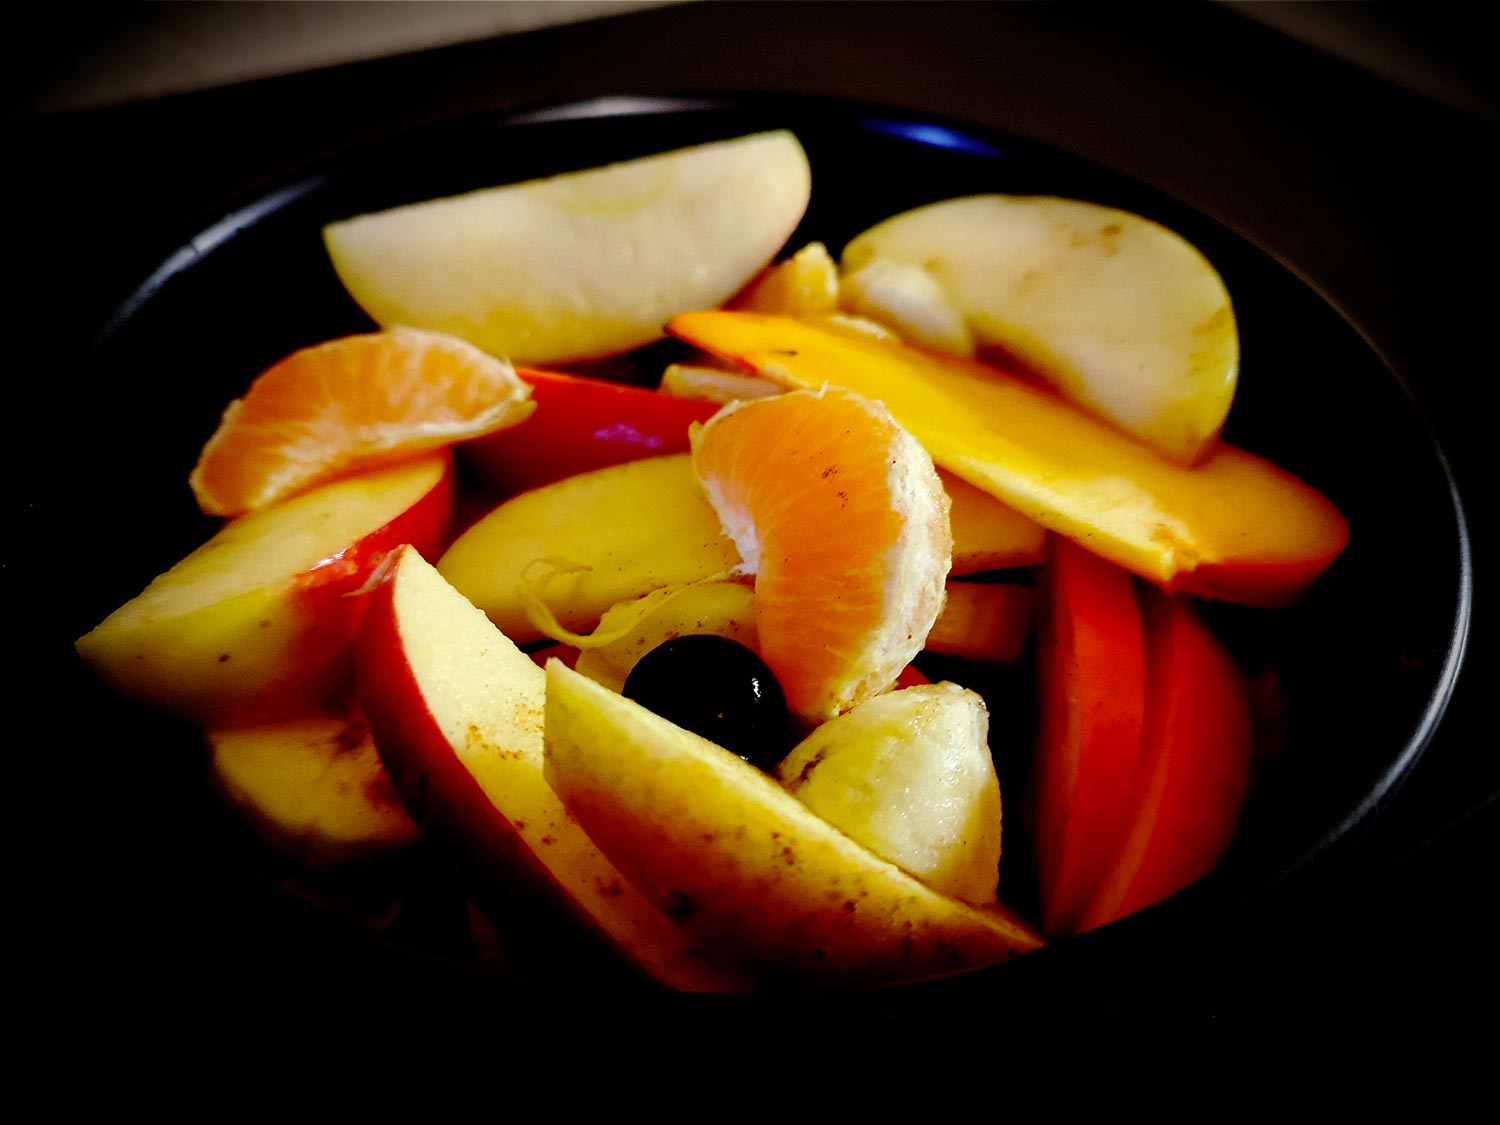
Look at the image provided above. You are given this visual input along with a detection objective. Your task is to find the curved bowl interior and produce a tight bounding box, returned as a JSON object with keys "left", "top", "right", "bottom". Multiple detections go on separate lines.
{"left": 57, "top": 95, "right": 1468, "bottom": 1025}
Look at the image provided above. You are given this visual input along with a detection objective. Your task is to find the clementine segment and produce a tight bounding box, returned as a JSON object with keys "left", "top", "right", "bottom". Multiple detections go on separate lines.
{"left": 190, "top": 327, "right": 533, "bottom": 516}
{"left": 691, "top": 386, "right": 951, "bottom": 722}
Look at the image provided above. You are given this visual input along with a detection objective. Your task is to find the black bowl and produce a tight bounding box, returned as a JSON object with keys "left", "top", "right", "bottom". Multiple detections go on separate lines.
{"left": 43, "top": 95, "right": 1469, "bottom": 1039}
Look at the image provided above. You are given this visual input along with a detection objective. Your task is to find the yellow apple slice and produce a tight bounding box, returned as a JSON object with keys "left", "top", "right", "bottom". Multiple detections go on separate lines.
{"left": 357, "top": 545, "right": 747, "bottom": 992}
{"left": 323, "top": 130, "right": 811, "bottom": 365}
{"left": 76, "top": 455, "right": 454, "bottom": 725}
{"left": 439, "top": 453, "right": 743, "bottom": 643}
{"left": 777, "top": 683, "right": 1003, "bottom": 905}
{"left": 207, "top": 705, "right": 419, "bottom": 872}
{"left": 441, "top": 453, "right": 1045, "bottom": 645}
{"left": 842, "top": 196, "right": 1238, "bottom": 464}
{"left": 543, "top": 660, "right": 1042, "bottom": 987}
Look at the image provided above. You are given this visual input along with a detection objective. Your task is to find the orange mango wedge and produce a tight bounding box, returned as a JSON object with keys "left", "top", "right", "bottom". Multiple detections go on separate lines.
{"left": 669, "top": 311, "right": 1348, "bottom": 607}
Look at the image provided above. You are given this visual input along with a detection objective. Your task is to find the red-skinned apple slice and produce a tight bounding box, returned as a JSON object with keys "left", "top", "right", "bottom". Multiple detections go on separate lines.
{"left": 76, "top": 454, "right": 455, "bottom": 725}
{"left": 1075, "top": 590, "right": 1255, "bottom": 931}
{"left": 1031, "top": 538, "right": 1147, "bottom": 935}
{"left": 355, "top": 545, "right": 747, "bottom": 992}
{"left": 460, "top": 367, "right": 721, "bottom": 496}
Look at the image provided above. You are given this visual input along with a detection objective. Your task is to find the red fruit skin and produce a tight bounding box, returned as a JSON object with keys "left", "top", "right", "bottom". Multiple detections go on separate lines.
{"left": 894, "top": 663, "right": 931, "bottom": 688}
{"left": 460, "top": 368, "right": 722, "bottom": 495}
{"left": 291, "top": 455, "right": 456, "bottom": 601}
{"left": 262, "top": 455, "right": 457, "bottom": 718}
{"left": 353, "top": 552, "right": 621, "bottom": 977}
{"left": 1075, "top": 590, "right": 1255, "bottom": 932}
{"left": 1032, "top": 538, "right": 1148, "bottom": 936}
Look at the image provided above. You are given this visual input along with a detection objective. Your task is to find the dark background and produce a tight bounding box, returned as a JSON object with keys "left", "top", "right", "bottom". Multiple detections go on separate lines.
{"left": 10, "top": 1, "right": 1495, "bottom": 1065}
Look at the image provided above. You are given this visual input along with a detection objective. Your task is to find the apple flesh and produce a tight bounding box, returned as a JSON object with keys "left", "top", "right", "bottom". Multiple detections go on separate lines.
{"left": 206, "top": 704, "right": 419, "bottom": 872}
{"left": 323, "top": 130, "right": 811, "bottom": 365}
{"left": 356, "top": 545, "right": 745, "bottom": 991}
{"left": 543, "top": 660, "right": 1042, "bottom": 987}
{"left": 669, "top": 311, "right": 1349, "bottom": 608}
{"left": 76, "top": 454, "right": 454, "bottom": 725}
{"left": 842, "top": 195, "right": 1239, "bottom": 464}
{"left": 442, "top": 452, "right": 1044, "bottom": 646}
{"left": 438, "top": 453, "right": 743, "bottom": 643}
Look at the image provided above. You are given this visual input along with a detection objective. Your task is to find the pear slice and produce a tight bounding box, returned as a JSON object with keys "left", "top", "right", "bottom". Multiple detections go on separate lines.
{"left": 543, "top": 661, "right": 1042, "bottom": 987}
{"left": 842, "top": 195, "right": 1238, "bottom": 464}
{"left": 324, "top": 130, "right": 811, "bottom": 365}
{"left": 777, "top": 683, "right": 1003, "bottom": 906}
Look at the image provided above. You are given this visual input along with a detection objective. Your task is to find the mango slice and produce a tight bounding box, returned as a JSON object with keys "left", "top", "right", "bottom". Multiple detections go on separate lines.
{"left": 668, "top": 311, "right": 1348, "bottom": 607}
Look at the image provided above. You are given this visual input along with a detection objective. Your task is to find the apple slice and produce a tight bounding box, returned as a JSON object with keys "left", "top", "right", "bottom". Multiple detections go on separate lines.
{"left": 357, "top": 545, "right": 745, "bottom": 991}
{"left": 1031, "top": 538, "right": 1147, "bottom": 935}
{"left": 442, "top": 452, "right": 1046, "bottom": 646}
{"left": 777, "top": 683, "right": 1003, "bottom": 906}
{"left": 459, "top": 367, "right": 722, "bottom": 496}
{"left": 1075, "top": 591, "right": 1255, "bottom": 931}
{"left": 842, "top": 195, "right": 1238, "bottom": 464}
{"left": 439, "top": 453, "right": 744, "bottom": 643}
{"left": 207, "top": 704, "right": 419, "bottom": 871}
{"left": 76, "top": 455, "right": 454, "bottom": 725}
{"left": 669, "top": 311, "right": 1349, "bottom": 608}
{"left": 543, "top": 660, "right": 1042, "bottom": 987}
{"left": 323, "top": 130, "right": 811, "bottom": 365}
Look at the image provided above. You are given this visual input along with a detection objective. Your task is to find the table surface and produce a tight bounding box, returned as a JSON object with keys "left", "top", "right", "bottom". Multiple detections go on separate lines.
{"left": 11, "top": 1, "right": 1496, "bottom": 1063}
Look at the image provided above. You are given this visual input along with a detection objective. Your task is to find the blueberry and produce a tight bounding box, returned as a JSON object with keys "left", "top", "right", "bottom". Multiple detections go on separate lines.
{"left": 622, "top": 635, "right": 794, "bottom": 771}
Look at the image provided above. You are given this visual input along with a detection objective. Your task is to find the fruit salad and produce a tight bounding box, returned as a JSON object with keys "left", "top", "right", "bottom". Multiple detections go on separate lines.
{"left": 74, "top": 129, "right": 1349, "bottom": 991}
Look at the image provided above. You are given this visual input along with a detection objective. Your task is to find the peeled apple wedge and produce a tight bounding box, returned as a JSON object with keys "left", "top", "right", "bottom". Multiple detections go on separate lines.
{"left": 543, "top": 661, "right": 1042, "bottom": 986}
{"left": 842, "top": 195, "right": 1238, "bottom": 464}
{"left": 323, "top": 130, "right": 811, "bottom": 365}
{"left": 206, "top": 706, "right": 419, "bottom": 872}
{"left": 777, "top": 683, "right": 1003, "bottom": 906}
{"left": 669, "top": 311, "right": 1349, "bottom": 608}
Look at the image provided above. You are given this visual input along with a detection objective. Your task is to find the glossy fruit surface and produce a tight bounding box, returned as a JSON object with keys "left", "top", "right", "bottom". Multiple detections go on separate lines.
{"left": 623, "top": 635, "right": 793, "bottom": 770}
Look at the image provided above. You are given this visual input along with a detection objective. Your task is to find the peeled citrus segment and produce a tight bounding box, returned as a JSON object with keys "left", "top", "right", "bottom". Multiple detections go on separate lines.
{"left": 777, "top": 683, "right": 1003, "bottom": 906}
{"left": 190, "top": 328, "right": 532, "bottom": 517}
{"left": 691, "top": 386, "right": 952, "bottom": 722}
{"left": 842, "top": 195, "right": 1238, "bottom": 464}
